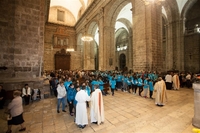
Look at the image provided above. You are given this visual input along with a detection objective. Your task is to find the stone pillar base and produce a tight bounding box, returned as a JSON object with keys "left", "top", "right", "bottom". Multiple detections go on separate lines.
{"left": 192, "top": 118, "right": 200, "bottom": 128}
{"left": 192, "top": 83, "right": 200, "bottom": 128}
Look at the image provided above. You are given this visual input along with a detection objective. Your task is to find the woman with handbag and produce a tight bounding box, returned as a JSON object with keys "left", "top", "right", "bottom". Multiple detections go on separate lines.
{"left": 6, "top": 90, "right": 26, "bottom": 133}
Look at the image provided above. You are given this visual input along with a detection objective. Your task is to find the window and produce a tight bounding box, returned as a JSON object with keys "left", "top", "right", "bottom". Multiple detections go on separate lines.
{"left": 57, "top": 10, "right": 64, "bottom": 22}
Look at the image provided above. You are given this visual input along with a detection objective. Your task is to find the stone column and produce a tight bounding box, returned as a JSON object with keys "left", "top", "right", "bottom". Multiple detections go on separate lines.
{"left": 166, "top": 21, "right": 174, "bottom": 70}
{"left": 103, "top": 26, "right": 115, "bottom": 70}
{"left": 133, "top": 1, "right": 162, "bottom": 71}
{"left": 83, "top": 40, "right": 91, "bottom": 70}
{"left": 132, "top": 0, "right": 146, "bottom": 71}
{"left": 192, "top": 83, "right": 200, "bottom": 128}
{"left": 180, "top": 18, "right": 186, "bottom": 71}
{"left": 175, "top": 19, "right": 181, "bottom": 70}
{"left": 98, "top": 8, "right": 104, "bottom": 70}
{"left": 128, "top": 34, "right": 133, "bottom": 70}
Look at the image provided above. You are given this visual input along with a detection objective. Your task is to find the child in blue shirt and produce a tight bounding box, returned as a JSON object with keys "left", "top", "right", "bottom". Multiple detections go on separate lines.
{"left": 143, "top": 78, "right": 149, "bottom": 98}
{"left": 109, "top": 77, "right": 116, "bottom": 96}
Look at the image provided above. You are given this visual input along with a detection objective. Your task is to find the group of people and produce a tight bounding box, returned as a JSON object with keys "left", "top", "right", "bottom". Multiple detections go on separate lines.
{"left": 1, "top": 83, "right": 42, "bottom": 133}
{"left": 164, "top": 71, "right": 196, "bottom": 90}
{"left": 1, "top": 69, "right": 196, "bottom": 133}
{"left": 3, "top": 90, "right": 26, "bottom": 133}
{"left": 47, "top": 69, "right": 198, "bottom": 108}
{"left": 0, "top": 85, "right": 26, "bottom": 133}
{"left": 55, "top": 79, "right": 105, "bottom": 129}
{"left": 48, "top": 70, "right": 169, "bottom": 112}
{"left": 108, "top": 72, "right": 167, "bottom": 106}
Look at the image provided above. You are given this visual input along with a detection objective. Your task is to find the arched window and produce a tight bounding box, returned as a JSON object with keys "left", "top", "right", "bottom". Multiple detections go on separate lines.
{"left": 116, "top": 28, "right": 128, "bottom": 51}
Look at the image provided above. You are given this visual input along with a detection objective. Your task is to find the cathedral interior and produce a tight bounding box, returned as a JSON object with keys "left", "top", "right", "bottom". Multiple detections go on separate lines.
{"left": 0, "top": 0, "right": 200, "bottom": 79}
{"left": 0, "top": 0, "right": 200, "bottom": 132}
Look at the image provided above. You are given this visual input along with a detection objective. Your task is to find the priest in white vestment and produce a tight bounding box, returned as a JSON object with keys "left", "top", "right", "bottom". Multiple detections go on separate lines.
{"left": 172, "top": 73, "right": 180, "bottom": 90}
{"left": 90, "top": 85, "right": 105, "bottom": 125}
{"left": 75, "top": 88, "right": 90, "bottom": 128}
{"left": 154, "top": 77, "right": 167, "bottom": 106}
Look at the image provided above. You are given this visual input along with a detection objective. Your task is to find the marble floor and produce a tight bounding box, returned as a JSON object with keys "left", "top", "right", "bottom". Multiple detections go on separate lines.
{"left": 0, "top": 87, "right": 196, "bottom": 133}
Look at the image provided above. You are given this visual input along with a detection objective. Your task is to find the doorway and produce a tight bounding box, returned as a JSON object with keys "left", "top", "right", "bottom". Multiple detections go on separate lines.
{"left": 119, "top": 54, "right": 126, "bottom": 70}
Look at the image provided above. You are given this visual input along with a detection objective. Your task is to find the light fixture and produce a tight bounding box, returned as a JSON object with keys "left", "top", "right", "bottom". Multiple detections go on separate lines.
{"left": 124, "top": 46, "right": 127, "bottom": 50}
{"left": 194, "top": 24, "right": 200, "bottom": 33}
{"left": 117, "top": 46, "right": 120, "bottom": 51}
{"left": 66, "top": 48, "right": 74, "bottom": 52}
{"left": 143, "top": 0, "right": 165, "bottom": 5}
{"left": 81, "top": 34, "right": 93, "bottom": 42}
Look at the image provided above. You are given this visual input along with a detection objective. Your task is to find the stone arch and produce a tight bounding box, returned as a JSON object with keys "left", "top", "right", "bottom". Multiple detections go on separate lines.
{"left": 83, "top": 21, "right": 99, "bottom": 70}
{"left": 181, "top": 0, "right": 200, "bottom": 72}
{"left": 162, "top": 0, "right": 179, "bottom": 22}
{"left": 104, "top": 0, "right": 132, "bottom": 27}
{"left": 117, "top": 18, "right": 132, "bottom": 34}
{"left": 87, "top": 21, "right": 98, "bottom": 36}
{"left": 181, "top": 0, "right": 198, "bottom": 19}
{"left": 115, "top": 18, "right": 132, "bottom": 70}
{"left": 103, "top": 0, "right": 132, "bottom": 70}
{"left": 77, "top": 33, "right": 83, "bottom": 52}
{"left": 161, "top": 0, "right": 181, "bottom": 70}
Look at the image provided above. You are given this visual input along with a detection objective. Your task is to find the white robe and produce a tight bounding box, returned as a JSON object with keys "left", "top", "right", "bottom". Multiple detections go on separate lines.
{"left": 90, "top": 89, "right": 105, "bottom": 125}
{"left": 172, "top": 74, "right": 180, "bottom": 90}
{"left": 154, "top": 80, "right": 167, "bottom": 105}
{"left": 75, "top": 90, "right": 90, "bottom": 125}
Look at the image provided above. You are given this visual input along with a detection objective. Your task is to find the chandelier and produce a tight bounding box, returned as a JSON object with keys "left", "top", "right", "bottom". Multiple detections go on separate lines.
{"left": 81, "top": 34, "right": 93, "bottom": 42}
{"left": 143, "top": 0, "right": 165, "bottom": 5}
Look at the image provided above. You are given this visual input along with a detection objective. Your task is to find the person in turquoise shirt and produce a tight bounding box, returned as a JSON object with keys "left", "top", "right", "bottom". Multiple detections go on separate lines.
{"left": 67, "top": 84, "right": 76, "bottom": 116}
{"left": 148, "top": 73, "right": 152, "bottom": 80}
{"left": 132, "top": 75, "right": 138, "bottom": 95}
{"left": 98, "top": 77, "right": 105, "bottom": 96}
{"left": 116, "top": 73, "right": 123, "bottom": 90}
{"left": 148, "top": 79, "right": 154, "bottom": 99}
{"left": 127, "top": 75, "right": 132, "bottom": 93}
{"left": 64, "top": 77, "right": 72, "bottom": 107}
{"left": 109, "top": 77, "right": 116, "bottom": 96}
{"left": 153, "top": 73, "right": 158, "bottom": 82}
{"left": 143, "top": 78, "right": 149, "bottom": 98}
{"left": 137, "top": 76, "right": 143, "bottom": 96}
{"left": 123, "top": 74, "right": 128, "bottom": 92}
{"left": 84, "top": 82, "right": 91, "bottom": 96}
{"left": 91, "top": 77, "right": 99, "bottom": 92}
{"left": 64, "top": 77, "right": 72, "bottom": 91}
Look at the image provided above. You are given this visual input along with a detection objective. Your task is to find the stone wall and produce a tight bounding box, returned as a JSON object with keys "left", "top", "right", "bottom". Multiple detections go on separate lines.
{"left": 44, "top": 23, "right": 81, "bottom": 71}
{"left": 0, "top": 0, "right": 45, "bottom": 79}
{"left": 70, "top": 52, "right": 82, "bottom": 70}
{"left": 184, "top": 34, "right": 200, "bottom": 72}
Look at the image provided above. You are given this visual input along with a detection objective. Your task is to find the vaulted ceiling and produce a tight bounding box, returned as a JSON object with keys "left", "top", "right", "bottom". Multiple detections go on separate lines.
{"left": 48, "top": 0, "right": 188, "bottom": 26}
{"left": 50, "top": 0, "right": 92, "bottom": 21}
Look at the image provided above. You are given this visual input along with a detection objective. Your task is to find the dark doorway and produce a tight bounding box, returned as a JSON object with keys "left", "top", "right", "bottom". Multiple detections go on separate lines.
{"left": 119, "top": 54, "right": 126, "bottom": 70}
{"left": 55, "top": 49, "right": 71, "bottom": 70}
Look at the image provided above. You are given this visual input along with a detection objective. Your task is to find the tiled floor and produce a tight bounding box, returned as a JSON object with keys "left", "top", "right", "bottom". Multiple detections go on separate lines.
{"left": 0, "top": 87, "right": 196, "bottom": 133}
